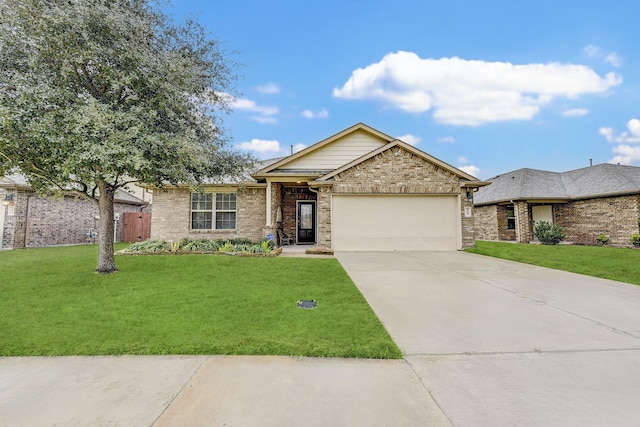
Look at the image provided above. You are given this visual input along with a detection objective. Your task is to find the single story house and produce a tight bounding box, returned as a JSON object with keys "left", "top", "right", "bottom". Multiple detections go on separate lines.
{"left": 149, "top": 123, "right": 489, "bottom": 250}
{"left": 474, "top": 163, "right": 640, "bottom": 245}
{"left": 0, "top": 173, "right": 149, "bottom": 249}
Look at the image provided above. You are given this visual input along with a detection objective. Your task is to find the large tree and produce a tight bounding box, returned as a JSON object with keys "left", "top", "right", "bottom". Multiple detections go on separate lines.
{"left": 0, "top": 0, "right": 250, "bottom": 273}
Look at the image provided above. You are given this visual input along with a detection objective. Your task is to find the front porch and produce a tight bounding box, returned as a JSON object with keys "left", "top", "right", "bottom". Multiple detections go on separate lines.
{"left": 266, "top": 182, "right": 322, "bottom": 246}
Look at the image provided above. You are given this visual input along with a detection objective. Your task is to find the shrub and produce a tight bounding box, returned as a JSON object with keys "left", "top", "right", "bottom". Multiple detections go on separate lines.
{"left": 533, "top": 221, "right": 565, "bottom": 245}
{"left": 630, "top": 233, "right": 640, "bottom": 247}
{"left": 218, "top": 241, "right": 236, "bottom": 253}
{"left": 596, "top": 234, "right": 609, "bottom": 245}
{"left": 126, "top": 240, "right": 167, "bottom": 252}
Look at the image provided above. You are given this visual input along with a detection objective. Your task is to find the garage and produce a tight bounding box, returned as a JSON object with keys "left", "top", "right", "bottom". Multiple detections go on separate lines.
{"left": 331, "top": 194, "right": 460, "bottom": 251}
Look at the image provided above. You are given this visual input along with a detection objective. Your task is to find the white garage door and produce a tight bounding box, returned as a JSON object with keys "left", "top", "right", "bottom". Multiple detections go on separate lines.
{"left": 332, "top": 195, "right": 459, "bottom": 251}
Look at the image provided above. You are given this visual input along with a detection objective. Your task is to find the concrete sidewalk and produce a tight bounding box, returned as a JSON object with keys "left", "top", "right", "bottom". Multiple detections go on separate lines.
{"left": 0, "top": 355, "right": 451, "bottom": 426}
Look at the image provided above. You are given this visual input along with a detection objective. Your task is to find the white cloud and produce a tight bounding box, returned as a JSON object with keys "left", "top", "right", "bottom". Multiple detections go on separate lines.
{"left": 457, "top": 156, "right": 469, "bottom": 164}
{"left": 230, "top": 97, "right": 279, "bottom": 124}
{"left": 396, "top": 134, "right": 421, "bottom": 146}
{"left": 610, "top": 145, "right": 640, "bottom": 165}
{"left": 458, "top": 165, "right": 480, "bottom": 177}
{"left": 561, "top": 108, "right": 589, "bottom": 117}
{"left": 584, "top": 44, "right": 601, "bottom": 58}
{"left": 255, "top": 82, "right": 281, "bottom": 94}
{"left": 333, "top": 51, "right": 622, "bottom": 126}
{"left": 231, "top": 98, "right": 278, "bottom": 115}
{"left": 302, "top": 108, "right": 329, "bottom": 119}
{"left": 437, "top": 136, "right": 456, "bottom": 144}
{"left": 600, "top": 118, "right": 640, "bottom": 144}
{"left": 236, "top": 139, "right": 308, "bottom": 158}
{"left": 584, "top": 44, "right": 622, "bottom": 67}
{"left": 236, "top": 139, "right": 281, "bottom": 153}
{"left": 602, "top": 118, "right": 640, "bottom": 165}
{"left": 605, "top": 52, "right": 622, "bottom": 67}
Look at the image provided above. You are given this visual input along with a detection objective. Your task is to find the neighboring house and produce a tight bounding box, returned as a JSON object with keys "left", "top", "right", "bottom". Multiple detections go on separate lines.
{"left": 0, "top": 174, "right": 149, "bottom": 250}
{"left": 149, "top": 123, "right": 488, "bottom": 250}
{"left": 474, "top": 163, "right": 640, "bottom": 245}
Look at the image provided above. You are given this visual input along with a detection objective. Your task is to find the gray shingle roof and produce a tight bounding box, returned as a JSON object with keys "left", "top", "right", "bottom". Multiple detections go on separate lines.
{"left": 475, "top": 163, "right": 640, "bottom": 205}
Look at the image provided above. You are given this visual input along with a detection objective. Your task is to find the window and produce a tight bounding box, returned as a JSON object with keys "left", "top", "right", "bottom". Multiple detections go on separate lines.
{"left": 215, "top": 193, "right": 236, "bottom": 229}
{"left": 191, "top": 192, "right": 236, "bottom": 230}
{"left": 506, "top": 205, "right": 516, "bottom": 230}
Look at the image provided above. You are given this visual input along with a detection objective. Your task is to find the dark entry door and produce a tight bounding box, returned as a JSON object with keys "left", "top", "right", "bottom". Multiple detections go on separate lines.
{"left": 297, "top": 201, "right": 316, "bottom": 243}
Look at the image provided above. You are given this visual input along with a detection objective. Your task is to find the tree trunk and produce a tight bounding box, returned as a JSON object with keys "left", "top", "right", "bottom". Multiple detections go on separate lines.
{"left": 96, "top": 180, "right": 118, "bottom": 274}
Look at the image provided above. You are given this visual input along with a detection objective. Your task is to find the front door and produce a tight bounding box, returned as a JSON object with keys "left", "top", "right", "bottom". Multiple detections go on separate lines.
{"left": 297, "top": 201, "right": 316, "bottom": 244}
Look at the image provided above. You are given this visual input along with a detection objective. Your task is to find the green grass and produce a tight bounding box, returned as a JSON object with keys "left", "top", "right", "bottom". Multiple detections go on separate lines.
{"left": 0, "top": 244, "right": 401, "bottom": 358}
{"left": 466, "top": 241, "right": 640, "bottom": 285}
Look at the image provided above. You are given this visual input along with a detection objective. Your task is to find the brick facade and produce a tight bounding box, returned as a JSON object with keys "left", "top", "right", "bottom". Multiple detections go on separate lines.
{"left": 314, "top": 147, "right": 476, "bottom": 249}
{"left": 0, "top": 188, "right": 146, "bottom": 249}
{"left": 150, "top": 186, "right": 266, "bottom": 243}
{"left": 555, "top": 195, "right": 640, "bottom": 245}
{"left": 474, "top": 205, "right": 499, "bottom": 241}
{"left": 150, "top": 146, "right": 483, "bottom": 249}
{"left": 332, "top": 148, "right": 460, "bottom": 194}
{"left": 475, "top": 194, "right": 640, "bottom": 245}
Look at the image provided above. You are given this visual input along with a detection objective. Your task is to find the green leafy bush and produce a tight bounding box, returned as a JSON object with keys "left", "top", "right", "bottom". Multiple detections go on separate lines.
{"left": 127, "top": 240, "right": 167, "bottom": 252}
{"left": 533, "top": 221, "right": 565, "bottom": 245}
{"left": 124, "top": 238, "right": 274, "bottom": 255}
{"left": 181, "top": 239, "right": 220, "bottom": 252}
{"left": 596, "top": 234, "right": 609, "bottom": 245}
{"left": 630, "top": 233, "right": 640, "bottom": 247}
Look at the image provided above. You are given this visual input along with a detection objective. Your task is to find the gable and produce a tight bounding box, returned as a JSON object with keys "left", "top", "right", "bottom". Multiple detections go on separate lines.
{"left": 277, "top": 129, "right": 388, "bottom": 171}
{"left": 331, "top": 146, "right": 462, "bottom": 194}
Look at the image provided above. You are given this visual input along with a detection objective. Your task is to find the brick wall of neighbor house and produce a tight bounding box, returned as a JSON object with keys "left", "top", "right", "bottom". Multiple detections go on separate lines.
{"left": 514, "top": 201, "right": 531, "bottom": 243}
{"left": 554, "top": 195, "right": 640, "bottom": 245}
{"left": 0, "top": 189, "right": 30, "bottom": 249}
{"left": 1, "top": 189, "right": 145, "bottom": 249}
{"left": 497, "top": 204, "right": 517, "bottom": 241}
{"left": 474, "top": 205, "right": 498, "bottom": 241}
{"left": 151, "top": 186, "right": 266, "bottom": 243}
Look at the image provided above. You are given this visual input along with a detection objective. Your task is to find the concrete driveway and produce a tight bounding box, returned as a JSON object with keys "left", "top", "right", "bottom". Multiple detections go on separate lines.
{"left": 2, "top": 251, "right": 640, "bottom": 426}
{"left": 336, "top": 250, "right": 640, "bottom": 426}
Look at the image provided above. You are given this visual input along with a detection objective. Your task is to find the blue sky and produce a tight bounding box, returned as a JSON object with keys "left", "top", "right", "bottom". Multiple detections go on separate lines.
{"left": 166, "top": 0, "right": 639, "bottom": 179}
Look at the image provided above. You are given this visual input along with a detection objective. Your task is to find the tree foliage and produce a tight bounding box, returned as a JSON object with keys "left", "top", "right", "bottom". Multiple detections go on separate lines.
{"left": 0, "top": 0, "right": 251, "bottom": 272}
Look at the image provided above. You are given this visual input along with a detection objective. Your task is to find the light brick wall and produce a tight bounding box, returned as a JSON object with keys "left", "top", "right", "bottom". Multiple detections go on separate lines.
{"left": 151, "top": 186, "right": 266, "bottom": 243}
{"left": 514, "top": 201, "right": 531, "bottom": 243}
{"left": 316, "top": 186, "right": 332, "bottom": 247}
{"left": 333, "top": 148, "right": 460, "bottom": 194}
{"left": 474, "top": 205, "right": 499, "bottom": 241}
{"left": 461, "top": 191, "right": 475, "bottom": 248}
{"left": 555, "top": 195, "right": 640, "bottom": 245}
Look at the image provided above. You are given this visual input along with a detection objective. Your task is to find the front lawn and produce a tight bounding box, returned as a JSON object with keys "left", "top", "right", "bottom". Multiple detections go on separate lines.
{"left": 466, "top": 241, "right": 640, "bottom": 285}
{"left": 0, "top": 244, "right": 401, "bottom": 358}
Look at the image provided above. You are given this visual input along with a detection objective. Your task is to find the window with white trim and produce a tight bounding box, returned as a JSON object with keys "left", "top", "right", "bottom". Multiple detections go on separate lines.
{"left": 191, "top": 192, "right": 237, "bottom": 230}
